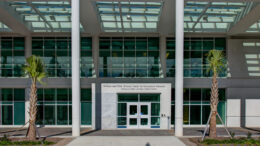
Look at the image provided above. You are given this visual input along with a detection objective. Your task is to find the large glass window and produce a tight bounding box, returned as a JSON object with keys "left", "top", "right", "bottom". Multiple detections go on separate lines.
{"left": 36, "top": 88, "right": 91, "bottom": 125}
{"left": 166, "top": 38, "right": 227, "bottom": 77}
{"left": 171, "top": 88, "right": 226, "bottom": 125}
{"left": 32, "top": 37, "right": 93, "bottom": 77}
{"left": 0, "top": 89, "right": 25, "bottom": 125}
{"left": 0, "top": 37, "right": 25, "bottom": 77}
{"left": 99, "top": 37, "right": 161, "bottom": 78}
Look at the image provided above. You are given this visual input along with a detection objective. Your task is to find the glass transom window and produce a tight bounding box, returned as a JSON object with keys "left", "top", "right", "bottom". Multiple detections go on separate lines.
{"left": 96, "top": 1, "right": 163, "bottom": 32}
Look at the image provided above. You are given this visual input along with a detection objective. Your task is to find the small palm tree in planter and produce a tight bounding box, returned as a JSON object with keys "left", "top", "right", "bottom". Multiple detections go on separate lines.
{"left": 207, "top": 49, "right": 226, "bottom": 138}
{"left": 23, "top": 55, "right": 47, "bottom": 141}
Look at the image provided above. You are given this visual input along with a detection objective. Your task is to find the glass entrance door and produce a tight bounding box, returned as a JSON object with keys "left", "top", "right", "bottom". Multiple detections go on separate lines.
{"left": 127, "top": 102, "right": 150, "bottom": 129}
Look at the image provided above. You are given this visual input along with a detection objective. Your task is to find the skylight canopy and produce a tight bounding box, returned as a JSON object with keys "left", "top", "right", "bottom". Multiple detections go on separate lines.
{"left": 0, "top": 22, "right": 11, "bottom": 32}
{"left": 9, "top": 1, "right": 83, "bottom": 32}
{"left": 96, "top": 1, "right": 163, "bottom": 32}
{"left": 184, "top": 1, "right": 252, "bottom": 32}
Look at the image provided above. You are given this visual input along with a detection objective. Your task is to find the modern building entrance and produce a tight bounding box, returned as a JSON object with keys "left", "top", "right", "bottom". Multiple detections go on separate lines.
{"left": 117, "top": 93, "right": 161, "bottom": 129}
{"left": 127, "top": 102, "right": 151, "bottom": 129}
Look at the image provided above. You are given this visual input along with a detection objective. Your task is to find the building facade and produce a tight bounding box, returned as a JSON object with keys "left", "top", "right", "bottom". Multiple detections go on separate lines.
{"left": 0, "top": 0, "right": 260, "bottom": 136}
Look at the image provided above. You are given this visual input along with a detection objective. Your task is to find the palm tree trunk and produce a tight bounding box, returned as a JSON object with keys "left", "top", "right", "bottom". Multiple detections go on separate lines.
{"left": 27, "top": 80, "right": 38, "bottom": 141}
{"left": 209, "top": 72, "right": 219, "bottom": 138}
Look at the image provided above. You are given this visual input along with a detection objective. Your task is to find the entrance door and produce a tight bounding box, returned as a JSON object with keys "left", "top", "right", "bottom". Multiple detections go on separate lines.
{"left": 127, "top": 103, "right": 150, "bottom": 129}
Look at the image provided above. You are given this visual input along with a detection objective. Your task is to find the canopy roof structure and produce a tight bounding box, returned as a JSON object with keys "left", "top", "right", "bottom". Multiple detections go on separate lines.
{"left": 0, "top": 0, "right": 260, "bottom": 35}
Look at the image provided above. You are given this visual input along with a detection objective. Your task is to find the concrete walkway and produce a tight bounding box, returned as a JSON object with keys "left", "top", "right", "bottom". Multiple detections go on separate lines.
{"left": 67, "top": 136, "right": 186, "bottom": 146}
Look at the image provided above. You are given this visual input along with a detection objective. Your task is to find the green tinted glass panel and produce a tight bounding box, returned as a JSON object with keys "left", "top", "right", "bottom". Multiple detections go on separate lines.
{"left": 118, "top": 94, "right": 138, "bottom": 102}
{"left": 151, "top": 103, "right": 160, "bottom": 116}
{"left": 130, "top": 118, "right": 137, "bottom": 125}
{"left": 57, "top": 105, "right": 68, "bottom": 125}
{"left": 2, "top": 105, "right": 13, "bottom": 125}
{"left": 44, "top": 105, "right": 55, "bottom": 125}
{"left": 151, "top": 117, "right": 160, "bottom": 125}
{"left": 171, "top": 105, "right": 175, "bottom": 124}
{"left": 2, "top": 89, "right": 13, "bottom": 101}
{"left": 118, "top": 117, "right": 127, "bottom": 125}
{"left": 202, "top": 105, "right": 210, "bottom": 124}
{"left": 14, "top": 89, "right": 25, "bottom": 101}
{"left": 14, "top": 102, "right": 25, "bottom": 125}
{"left": 81, "top": 89, "right": 91, "bottom": 101}
{"left": 190, "top": 88, "right": 201, "bottom": 101}
{"left": 13, "top": 38, "right": 25, "bottom": 50}
{"left": 183, "top": 105, "right": 189, "bottom": 124}
{"left": 217, "top": 101, "right": 226, "bottom": 124}
{"left": 141, "top": 118, "right": 148, "bottom": 125}
{"left": 44, "top": 89, "right": 55, "bottom": 101}
{"left": 36, "top": 105, "right": 44, "bottom": 125}
{"left": 202, "top": 88, "right": 211, "bottom": 101}
{"left": 81, "top": 102, "right": 92, "bottom": 125}
{"left": 57, "top": 89, "right": 68, "bottom": 101}
{"left": 118, "top": 103, "right": 126, "bottom": 116}
{"left": 140, "top": 94, "right": 160, "bottom": 102}
{"left": 190, "top": 105, "right": 201, "bottom": 125}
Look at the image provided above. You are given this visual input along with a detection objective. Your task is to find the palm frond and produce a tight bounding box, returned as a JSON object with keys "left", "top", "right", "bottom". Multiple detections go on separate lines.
{"left": 23, "top": 55, "right": 47, "bottom": 85}
{"left": 206, "top": 50, "right": 226, "bottom": 76}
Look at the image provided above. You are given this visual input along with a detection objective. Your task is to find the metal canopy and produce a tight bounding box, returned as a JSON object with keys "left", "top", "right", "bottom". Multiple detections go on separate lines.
{"left": 0, "top": 0, "right": 260, "bottom": 34}
{"left": 8, "top": 1, "right": 83, "bottom": 32}
{"left": 184, "top": 1, "right": 254, "bottom": 32}
{"left": 96, "top": 1, "right": 163, "bottom": 32}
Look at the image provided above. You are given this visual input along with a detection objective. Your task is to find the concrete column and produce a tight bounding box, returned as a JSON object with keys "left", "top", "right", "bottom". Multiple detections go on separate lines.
{"left": 91, "top": 83, "right": 96, "bottom": 129}
{"left": 25, "top": 36, "right": 32, "bottom": 58}
{"left": 160, "top": 36, "right": 167, "bottom": 78}
{"left": 92, "top": 35, "right": 99, "bottom": 78}
{"left": 71, "top": 0, "right": 81, "bottom": 137}
{"left": 175, "top": 0, "right": 184, "bottom": 137}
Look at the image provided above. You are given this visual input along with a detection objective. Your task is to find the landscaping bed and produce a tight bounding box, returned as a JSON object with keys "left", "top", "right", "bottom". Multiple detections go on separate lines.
{"left": 189, "top": 137, "right": 260, "bottom": 146}
{"left": 0, "top": 135, "right": 63, "bottom": 145}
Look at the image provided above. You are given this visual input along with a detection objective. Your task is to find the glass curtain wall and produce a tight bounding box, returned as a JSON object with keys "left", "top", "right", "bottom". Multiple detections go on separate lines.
{"left": 117, "top": 94, "right": 160, "bottom": 128}
{"left": 171, "top": 88, "right": 226, "bottom": 125}
{"left": 166, "top": 38, "right": 226, "bottom": 77}
{"left": 0, "top": 37, "right": 25, "bottom": 77}
{"left": 32, "top": 37, "right": 93, "bottom": 77}
{"left": 36, "top": 88, "right": 91, "bottom": 125}
{"left": 99, "top": 37, "right": 161, "bottom": 78}
{"left": 0, "top": 88, "right": 25, "bottom": 125}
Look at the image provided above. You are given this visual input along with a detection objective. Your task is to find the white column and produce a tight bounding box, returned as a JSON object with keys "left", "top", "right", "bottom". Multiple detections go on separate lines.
{"left": 175, "top": 0, "right": 184, "bottom": 137}
{"left": 72, "top": 0, "right": 81, "bottom": 137}
{"left": 91, "top": 83, "right": 96, "bottom": 129}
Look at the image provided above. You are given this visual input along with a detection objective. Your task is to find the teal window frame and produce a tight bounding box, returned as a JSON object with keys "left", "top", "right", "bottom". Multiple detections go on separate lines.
{"left": 36, "top": 88, "right": 92, "bottom": 126}
{"left": 32, "top": 37, "right": 93, "bottom": 78}
{"left": 0, "top": 88, "right": 25, "bottom": 125}
{"left": 99, "top": 37, "right": 161, "bottom": 78}
{"left": 171, "top": 88, "right": 226, "bottom": 125}
{"left": 0, "top": 37, "right": 25, "bottom": 77}
{"left": 166, "top": 37, "right": 227, "bottom": 78}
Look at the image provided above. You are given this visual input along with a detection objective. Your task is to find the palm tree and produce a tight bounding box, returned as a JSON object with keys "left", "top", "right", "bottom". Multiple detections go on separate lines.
{"left": 207, "top": 49, "right": 226, "bottom": 138}
{"left": 23, "top": 55, "right": 46, "bottom": 140}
